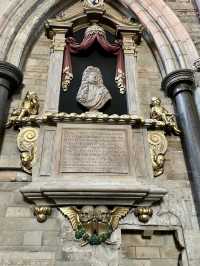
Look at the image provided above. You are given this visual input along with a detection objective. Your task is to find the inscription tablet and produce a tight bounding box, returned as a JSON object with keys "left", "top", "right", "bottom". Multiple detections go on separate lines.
{"left": 60, "top": 128, "right": 129, "bottom": 174}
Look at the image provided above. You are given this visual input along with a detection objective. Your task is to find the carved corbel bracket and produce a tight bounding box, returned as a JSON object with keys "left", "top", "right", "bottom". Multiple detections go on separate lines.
{"left": 134, "top": 207, "right": 153, "bottom": 223}
{"left": 33, "top": 206, "right": 52, "bottom": 223}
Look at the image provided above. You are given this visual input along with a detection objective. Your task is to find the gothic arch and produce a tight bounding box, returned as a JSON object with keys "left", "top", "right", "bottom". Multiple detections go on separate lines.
{"left": 0, "top": 0, "right": 198, "bottom": 75}
{"left": 121, "top": 0, "right": 199, "bottom": 72}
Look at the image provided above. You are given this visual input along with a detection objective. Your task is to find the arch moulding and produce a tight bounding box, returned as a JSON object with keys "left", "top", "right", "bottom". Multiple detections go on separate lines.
{"left": 0, "top": 0, "right": 198, "bottom": 74}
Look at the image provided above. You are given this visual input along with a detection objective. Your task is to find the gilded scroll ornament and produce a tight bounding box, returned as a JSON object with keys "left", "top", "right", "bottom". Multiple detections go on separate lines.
{"left": 148, "top": 131, "right": 168, "bottom": 177}
{"left": 7, "top": 91, "right": 39, "bottom": 128}
{"left": 59, "top": 206, "right": 129, "bottom": 246}
{"left": 5, "top": 111, "right": 169, "bottom": 129}
{"left": 150, "top": 97, "right": 181, "bottom": 135}
{"left": 17, "top": 127, "right": 39, "bottom": 174}
{"left": 34, "top": 207, "right": 52, "bottom": 223}
{"left": 134, "top": 207, "right": 153, "bottom": 223}
{"left": 76, "top": 66, "right": 112, "bottom": 112}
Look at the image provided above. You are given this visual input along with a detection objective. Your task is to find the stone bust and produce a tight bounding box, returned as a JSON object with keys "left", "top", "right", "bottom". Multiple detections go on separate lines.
{"left": 76, "top": 66, "right": 112, "bottom": 112}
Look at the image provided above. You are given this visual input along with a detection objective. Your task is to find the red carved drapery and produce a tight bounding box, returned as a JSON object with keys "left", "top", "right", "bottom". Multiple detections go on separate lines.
{"left": 62, "top": 31, "right": 126, "bottom": 94}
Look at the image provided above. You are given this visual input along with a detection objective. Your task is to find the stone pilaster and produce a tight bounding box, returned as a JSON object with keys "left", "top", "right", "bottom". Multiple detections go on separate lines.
{"left": 162, "top": 69, "right": 200, "bottom": 223}
{"left": 0, "top": 61, "right": 23, "bottom": 129}
{"left": 117, "top": 25, "right": 142, "bottom": 115}
{"left": 44, "top": 22, "right": 72, "bottom": 113}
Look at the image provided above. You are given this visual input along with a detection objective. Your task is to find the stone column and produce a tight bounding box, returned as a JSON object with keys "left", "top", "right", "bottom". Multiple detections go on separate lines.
{"left": 0, "top": 61, "right": 23, "bottom": 129}
{"left": 44, "top": 23, "right": 72, "bottom": 113}
{"left": 193, "top": 58, "right": 200, "bottom": 115}
{"left": 162, "top": 69, "right": 200, "bottom": 223}
{"left": 117, "top": 26, "right": 141, "bottom": 115}
{"left": 193, "top": 0, "right": 200, "bottom": 18}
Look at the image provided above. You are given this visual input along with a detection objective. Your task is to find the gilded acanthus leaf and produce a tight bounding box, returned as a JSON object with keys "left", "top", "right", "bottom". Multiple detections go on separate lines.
{"left": 110, "top": 207, "right": 129, "bottom": 231}
{"left": 59, "top": 207, "right": 80, "bottom": 231}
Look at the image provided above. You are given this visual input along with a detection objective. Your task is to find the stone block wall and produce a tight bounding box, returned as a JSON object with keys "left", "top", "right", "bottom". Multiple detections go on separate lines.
{"left": 0, "top": 0, "right": 200, "bottom": 265}
{"left": 165, "top": 0, "right": 200, "bottom": 54}
{"left": 121, "top": 231, "right": 180, "bottom": 266}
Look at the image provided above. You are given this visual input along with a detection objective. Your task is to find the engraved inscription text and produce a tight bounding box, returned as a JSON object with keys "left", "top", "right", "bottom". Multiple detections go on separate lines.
{"left": 60, "top": 129, "right": 129, "bottom": 174}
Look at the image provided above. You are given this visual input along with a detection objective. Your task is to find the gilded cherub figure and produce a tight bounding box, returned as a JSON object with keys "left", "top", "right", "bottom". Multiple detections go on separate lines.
{"left": 14, "top": 91, "right": 39, "bottom": 120}
{"left": 7, "top": 91, "right": 39, "bottom": 128}
{"left": 59, "top": 206, "right": 129, "bottom": 246}
{"left": 150, "top": 97, "right": 181, "bottom": 135}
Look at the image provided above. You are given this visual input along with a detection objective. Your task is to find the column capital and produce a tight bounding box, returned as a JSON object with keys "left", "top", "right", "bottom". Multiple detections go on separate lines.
{"left": 44, "top": 20, "right": 73, "bottom": 39}
{"left": 161, "top": 69, "right": 194, "bottom": 98}
{"left": 193, "top": 58, "right": 200, "bottom": 72}
{"left": 44, "top": 20, "right": 73, "bottom": 52}
{"left": 117, "top": 25, "right": 142, "bottom": 55}
{"left": 0, "top": 61, "right": 23, "bottom": 95}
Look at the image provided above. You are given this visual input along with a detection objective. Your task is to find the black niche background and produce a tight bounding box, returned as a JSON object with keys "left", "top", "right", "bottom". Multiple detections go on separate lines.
{"left": 59, "top": 29, "right": 127, "bottom": 115}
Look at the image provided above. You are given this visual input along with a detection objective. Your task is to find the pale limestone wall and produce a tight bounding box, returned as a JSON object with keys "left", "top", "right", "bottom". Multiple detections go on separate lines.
{"left": 11, "top": 33, "right": 50, "bottom": 113}
{"left": 0, "top": 31, "right": 197, "bottom": 265}
{"left": 121, "top": 231, "right": 180, "bottom": 266}
{"left": 165, "top": 0, "right": 200, "bottom": 54}
{"left": 0, "top": 1, "right": 200, "bottom": 266}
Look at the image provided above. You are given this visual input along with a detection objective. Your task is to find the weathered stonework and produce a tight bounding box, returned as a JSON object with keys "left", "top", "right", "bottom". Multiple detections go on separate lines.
{"left": 0, "top": 0, "right": 200, "bottom": 265}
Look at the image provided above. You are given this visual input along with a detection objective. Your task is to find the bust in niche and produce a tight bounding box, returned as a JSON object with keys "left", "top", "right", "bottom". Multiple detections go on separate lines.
{"left": 76, "top": 66, "right": 112, "bottom": 112}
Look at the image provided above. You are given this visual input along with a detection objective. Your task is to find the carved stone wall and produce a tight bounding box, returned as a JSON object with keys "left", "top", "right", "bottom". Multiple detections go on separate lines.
{"left": 0, "top": 1, "right": 200, "bottom": 266}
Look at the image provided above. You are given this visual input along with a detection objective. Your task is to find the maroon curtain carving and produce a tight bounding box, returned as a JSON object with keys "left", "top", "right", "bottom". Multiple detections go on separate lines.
{"left": 62, "top": 33, "right": 126, "bottom": 94}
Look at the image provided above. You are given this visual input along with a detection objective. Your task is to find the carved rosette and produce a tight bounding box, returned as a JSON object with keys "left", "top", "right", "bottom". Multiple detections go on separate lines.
{"left": 148, "top": 131, "right": 168, "bottom": 177}
{"left": 17, "top": 127, "right": 39, "bottom": 174}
